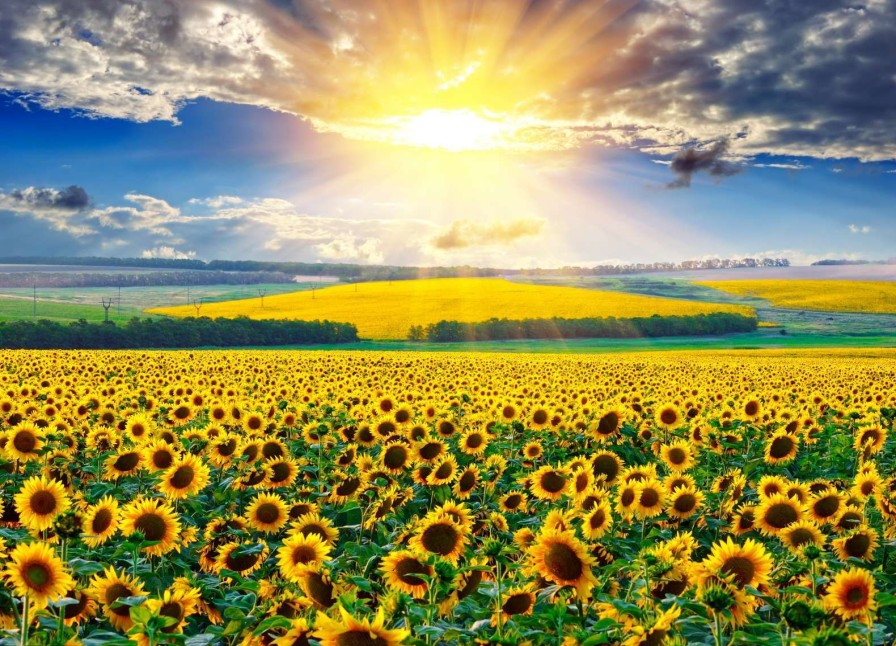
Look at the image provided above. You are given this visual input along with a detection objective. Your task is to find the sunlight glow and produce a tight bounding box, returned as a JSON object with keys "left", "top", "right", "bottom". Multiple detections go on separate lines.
{"left": 389, "top": 109, "right": 515, "bottom": 152}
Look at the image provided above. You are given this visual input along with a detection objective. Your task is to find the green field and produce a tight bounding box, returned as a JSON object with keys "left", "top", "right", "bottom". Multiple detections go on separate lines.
{"left": 0, "top": 282, "right": 317, "bottom": 324}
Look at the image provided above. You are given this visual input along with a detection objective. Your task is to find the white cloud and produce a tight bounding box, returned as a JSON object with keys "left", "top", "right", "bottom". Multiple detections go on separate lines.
{"left": 316, "top": 235, "right": 385, "bottom": 264}
{"left": 753, "top": 162, "right": 811, "bottom": 170}
{"left": 141, "top": 245, "right": 196, "bottom": 260}
{"left": 429, "top": 218, "right": 545, "bottom": 250}
{"left": 848, "top": 224, "right": 871, "bottom": 234}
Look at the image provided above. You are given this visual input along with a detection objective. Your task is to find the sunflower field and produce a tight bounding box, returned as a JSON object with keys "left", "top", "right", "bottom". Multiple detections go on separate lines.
{"left": 1, "top": 348, "right": 896, "bottom": 645}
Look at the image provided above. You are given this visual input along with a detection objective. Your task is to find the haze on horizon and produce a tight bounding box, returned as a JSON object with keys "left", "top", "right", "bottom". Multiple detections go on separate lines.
{"left": 0, "top": 0, "right": 894, "bottom": 269}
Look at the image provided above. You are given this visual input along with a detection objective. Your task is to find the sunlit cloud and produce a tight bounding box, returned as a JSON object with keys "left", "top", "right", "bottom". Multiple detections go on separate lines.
{"left": 430, "top": 217, "right": 544, "bottom": 250}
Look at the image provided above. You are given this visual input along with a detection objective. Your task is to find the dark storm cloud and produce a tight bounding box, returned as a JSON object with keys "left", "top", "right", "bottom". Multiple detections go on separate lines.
{"left": 666, "top": 140, "right": 741, "bottom": 189}
{"left": 8, "top": 185, "right": 91, "bottom": 210}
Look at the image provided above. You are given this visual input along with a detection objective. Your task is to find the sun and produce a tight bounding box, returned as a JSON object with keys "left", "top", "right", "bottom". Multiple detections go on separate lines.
{"left": 389, "top": 109, "right": 515, "bottom": 152}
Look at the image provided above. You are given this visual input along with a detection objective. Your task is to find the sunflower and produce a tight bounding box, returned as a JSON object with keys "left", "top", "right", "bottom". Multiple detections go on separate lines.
{"left": 808, "top": 488, "right": 845, "bottom": 525}
{"left": 274, "top": 618, "right": 314, "bottom": 646}
{"left": 580, "top": 501, "right": 614, "bottom": 540}
{"left": 755, "top": 493, "right": 804, "bottom": 536}
{"left": 529, "top": 464, "right": 570, "bottom": 501}
{"left": 853, "top": 425, "right": 886, "bottom": 455}
{"left": 82, "top": 496, "right": 120, "bottom": 547}
{"left": 3, "top": 541, "right": 74, "bottom": 609}
{"left": 833, "top": 525, "right": 878, "bottom": 562}
{"left": 853, "top": 470, "right": 881, "bottom": 501}
{"left": 264, "top": 456, "right": 299, "bottom": 489}
{"left": 666, "top": 485, "right": 704, "bottom": 520}
{"left": 104, "top": 449, "right": 143, "bottom": 479}
{"left": 380, "top": 549, "right": 433, "bottom": 599}
{"left": 14, "top": 475, "right": 70, "bottom": 532}
{"left": 277, "top": 533, "right": 332, "bottom": 583}
{"left": 500, "top": 491, "right": 528, "bottom": 514}
{"left": 60, "top": 587, "right": 97, "bottom": 626}
{"left": 136, "top": 588, "right": 199, "bottom": 643}
{"left": 380, "top": 443, "right": 412, "bottom": 474}
{"left": 313, "top": 605, "right": 409, "bottom": 646}
{"left": 591, "top": 408, "right": 624, "bottom": 441}
{"left": 299, "top": 568, "right": 337, "bottom": 609}
{"left": 458, "top": 429, "right": 488, "bottom": 456}
{"left": 5, "top": 423, "right": 44, "bottom": 462}
{"left": 207, "top": 433, "right": 239, "bottom": 467}
{"left": 88, "top": 566, "right": 148, "bottom": 631}
{"left": 779, "top": 520, "right": 825, "bottom": 554}
{"left": 660, "top": 441, "right": 694, "bottom": 472}
{"left": 120, "top": 496, "right": 181, "bottom": 555}
{"left": 625, "top": 480, "right": 663, "bottom": 522}
{"left": 453, "top": 466, "right": 479, "bottom": 500}
{"left": 245, "top": 493, "right": 289, "bottom": 534}
{"left": 764, "top": 431, "right": 800, "bottom": 464}
{"left": 522, "top": 441, "right": 543, "bottom": 460}
{"left": 426, "top": 455, "right": 458, "bottom": 486}
{"left": 158, "top": 454, "right": 210, "bottom": 500}
{"left": 142, "top": 440, "right": 177, "bottom": 473}
{"left": 616, "top": 482, "right": 639, "bottom": 519}
{"left": 526, "top": 529, "right": 597, "bottom": 599}
{"left": 701, "top": 537, "right": 773, "bottom": 590}
{"left": 409, "top": 514, "right": 468, "bottom": 563}
{"left": 655, "top": 404, "right": 682, "bottom": 430}
{"left": 124, "top": 413, "right": 155, "bottom": 444}
{"left": 289, "top": 512, "right": 340, "bottom": 547}
{"left": 495, "top": 587, "right": 536, "bottom": 624}
{"left": 621, "top": 605, "right": 681, "bottom": 646}
{"left": 215, "top": 541, "right": 269, "bottom": 577}
{"left": 329, "top": 472, "right": 368, "bottom": 504}
{"left": 824, "top": 567, "right": 877, "bottom": 622}
{"left": 591, "top": 451, "right": 623, "bottom": 485}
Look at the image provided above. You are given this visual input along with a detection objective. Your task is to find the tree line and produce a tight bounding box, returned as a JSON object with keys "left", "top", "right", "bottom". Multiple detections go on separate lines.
{"left": 410, "top": 312, "right": 757, "bottom": 342}
{"left": 0, "top": 317, "right": 358, "bottom": 349}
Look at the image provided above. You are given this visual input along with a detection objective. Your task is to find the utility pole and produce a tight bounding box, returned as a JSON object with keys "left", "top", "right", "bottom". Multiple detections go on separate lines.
{"left": 192, "top": 298, "right": 203, "bottom": 316}
{"left": 102, "top": 297, "right": 114, "bottom": 322}
{"left": 258, "top": 288, "right": 267, "bottom": 308}
{"left": 187, "top": 286, "right": 191, "bottom": 305}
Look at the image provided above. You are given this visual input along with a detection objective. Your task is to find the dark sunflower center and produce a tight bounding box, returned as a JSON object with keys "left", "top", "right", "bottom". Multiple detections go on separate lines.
{"left": 63, "top": 591, "right": 88, "bottom": 619}
{"left": 30, "top": 490, "right": 58, "bottom": 515}
{"left": 169, "top": 466, "right": 195, "bottom": 489}
{"left": 544, "top": 542, "right": 584, "bottom": 581}
{"left": 419, "top": 443, "right": 441, "bottom": 460}
{"left": 106, "top": 583, "right": 135, "bottom": 616}
{"left": 262, "top": 441, "right": 283, "bottom": 458}
{"left": 540, "top": 472, "right": 567, "bottom": 493}
{"left": 395, "top": 557, "right": 430, "bottom": 586}
{"left": 301, "top": 524, "right": 328, "bottom": 541}
{"left": 421, "top": 523, "right": 460, "bottom": 556}
{"left": 336, "top": 631, "right": 390, "bottom": 646}
{"left": 788, "top": 528, "right": 814, "bottom": 547}
{"left": 660, "top": 409, "right": 678, "bottom": 426}
{"left": 844, "top": 533, "right": 871, "bottom": 558}
{"left": 532, "top": 410, "right": 549, "bottom": 425}
{"left": 92, "top": 508, "right": 113, "bottom": 534}
{"left": 673, "top": 494, "right": 696, "bottom": 513}
{"left": 270, "top": 462, "right": 291, "bottom": 483}
{"left": 173, "top": 406, "right": 191, "bottom": 420}
{"left": 159, "top": 602, "right": 184, "bottom": 632}
{"left": 503, "top": 592, "right": 533, "bottom": 615}
{"left": 744, "top": 401, "right": 759, "bottom": 417}
{"left": 665, "top": 449, "right": 685, "bottom": 467}
{"left": 457, "top": 569, "right": 483, "bottom": 599}
{"left": 813, "top": 496, "right": 840, "bottom": 518}
{"left": 255, "top": 503, "right": 281, "bottom": 525}
{"left": 459, "top": 471, "right": 476, "bottom": 491}
{"left": 592, "top": 455, "right": 619, "bottom": 480}
{"left": 590, "top": 509, "right": 606, "bottom": 529}
{"left": 13, "top": 431, "right": 37, "bottom": 453}
{"left": 114, "top": 452, "right": 140, "bottom": 472}
{"left": 620, "top": 488, "right": 636, "bottom": 507}
{"left": 292, "top": 545, "right": 318, "bottom": 564}
{"left": 639, "top": 488, "right": 660, "bottom": 508}
{"left": 845, "top": 586, "right": 866, "bottom": 606}
{"left": 24, "top": 563, "right": 51, "bottom": 589}
{"left": 226, "top": 550, "right": 259, "bottom": 572}
{"left": 465, "top": 434, "right": 483, "bottom": 448}
{"left": 336, "top": 477, "right": 361, "bottom": 496}
{"left": 769, "top": 436, "right": 795, "bottom": 458}
{"left": 383, "top": 446, "right": 408, "bottom": 469}
{"left": 721, "top": 556, "right": 755, "bottom": 588}
{"left": 504, "top": 494, "right": 522, "bottom": 509}
{"left": 765, "top": 502, "right": 798, "bottom": 529}
{"left": 502, "top": 406, "right": 515, "bottom": 419}
{"left": 217, "top": 439, "right": 237, "bottom": 456}
{"left": 434, "top": 462, "right": 453, "bottom": 479}
{"left": 395, "top": 409, "right": 410, "bottom": 423}
{"left": 304, "top": 572, "right": 335, "bottom": 608}
{"left": 135, "top": 512, "right": 167, "bottom": 541}
{"left": 152, "top": 450, "right": 174, "bottom": 470}
{"left": 597, "top": 412, "right": 619, "bottom": 435}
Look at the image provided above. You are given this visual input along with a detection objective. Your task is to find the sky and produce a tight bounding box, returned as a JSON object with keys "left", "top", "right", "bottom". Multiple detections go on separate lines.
{"left": 0, "top": 0, "right": 895, "bottom": 268}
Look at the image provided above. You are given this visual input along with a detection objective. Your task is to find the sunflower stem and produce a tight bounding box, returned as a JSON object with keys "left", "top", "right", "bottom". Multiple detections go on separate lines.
{"left": 20, "top": 595, "right": 29, "bottom": 646}
{"left": 495, "top": 560, "right": 504, "bottom": 640}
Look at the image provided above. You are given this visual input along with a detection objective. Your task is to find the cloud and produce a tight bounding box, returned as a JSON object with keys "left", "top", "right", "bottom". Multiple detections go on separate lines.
{"left": 0, "top": 184, "right": 94, "bottom": 235}
{"left": 0, "top": 1, "right": 894, "bottom": 161}
{"left": 849, "top": 224, "right": 871, "bottom": 234}
{"left": 430, "top": 218, "right": 545, "bottom": 250}
{"left": 753, "top": 162, "right": 811, "bottom": 171}
{"left": 665, "top": 140, "right": 741, "bottom": 189}
{"left": 141, "top": 245, "right": 196, "bottom": 260}
{"left": 187, "top": 195, "right": 244, "bottom": 208}
{"left": 316, "top": 235, "right": 384, "bottom": 264}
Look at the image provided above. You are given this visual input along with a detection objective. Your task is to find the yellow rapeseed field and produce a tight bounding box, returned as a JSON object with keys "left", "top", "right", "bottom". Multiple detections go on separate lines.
{"left": 150, "top": 277, "right": 753, "bottom": 339}
{"left": 1, "top": 347, "right": 896, "bottom": 644}
{"left": 698, "top": 279, "right": 896, "bottom": 314}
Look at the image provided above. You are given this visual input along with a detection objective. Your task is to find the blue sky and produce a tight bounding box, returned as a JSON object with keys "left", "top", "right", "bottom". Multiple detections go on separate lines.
{"left": 1, "top": 1, "right": 894, "bottom": 267}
